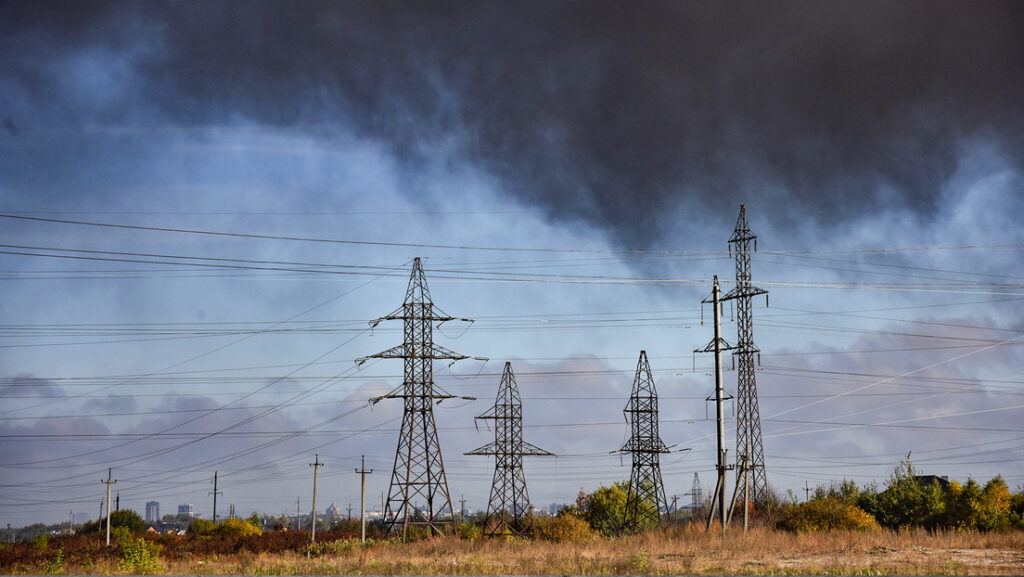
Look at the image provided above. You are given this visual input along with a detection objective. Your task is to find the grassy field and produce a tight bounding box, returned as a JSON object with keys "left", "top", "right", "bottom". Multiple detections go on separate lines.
{"left": 3, "top": 525, "right": 1023, "bottom": 575}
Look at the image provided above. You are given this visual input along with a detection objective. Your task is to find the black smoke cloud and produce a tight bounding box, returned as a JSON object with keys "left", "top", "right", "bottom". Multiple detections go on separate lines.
{"left": 4, "top": 1, "right": 1023, "bottom": 246}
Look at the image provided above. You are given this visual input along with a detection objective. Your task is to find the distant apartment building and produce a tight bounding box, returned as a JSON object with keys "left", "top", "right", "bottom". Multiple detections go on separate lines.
{"left": 177, "top": 504, "right": 195, "bottom": 518}
{"left": 145, "top": 501, "right": 160, "bottom": 523}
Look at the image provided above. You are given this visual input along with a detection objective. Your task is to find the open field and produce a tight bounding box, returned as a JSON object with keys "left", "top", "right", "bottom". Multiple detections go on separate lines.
{"left": 3, "top": 525, "right": 1023, "bottom": 575}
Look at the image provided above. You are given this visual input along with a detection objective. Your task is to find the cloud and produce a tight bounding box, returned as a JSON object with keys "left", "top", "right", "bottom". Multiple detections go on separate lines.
{"left": 5, "top": 1, "right": 1023, "bottom": 246}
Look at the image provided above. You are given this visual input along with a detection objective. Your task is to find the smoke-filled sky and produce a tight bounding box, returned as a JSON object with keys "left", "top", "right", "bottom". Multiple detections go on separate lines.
{"left": 2, "top": 1, "right": 1023, "bottom": 527}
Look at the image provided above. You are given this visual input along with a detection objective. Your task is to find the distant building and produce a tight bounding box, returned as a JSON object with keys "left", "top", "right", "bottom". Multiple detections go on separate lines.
{"left": 326, "top": 502, "right": 341, "bottom": 520}
{"left": 178, "top": 504, "right": 195, "bottom": 518}
{"left": 915, "top": 475, "right": 952, "bottom": 492}
{"left": 145, "top": 501, "right": 160, "bottom": 523}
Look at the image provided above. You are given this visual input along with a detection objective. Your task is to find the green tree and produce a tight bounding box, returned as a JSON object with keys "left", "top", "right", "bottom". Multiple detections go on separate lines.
{"left": 861, "top": 460, "right": 944, "bottom": 530}
{"left": 186, "top": 518, "right": 215, "bottom": 534}
{"left": 943, "top": 478, "right": 982, "bottom": 530}
{"left": 78, "top": 509, "right": 146, "bottom": 535}
{"left": 977, "top": 476, "right": 1011, "bottom": 531}
{"left": 578, "top": 482, "right": 628, "bottom": 537}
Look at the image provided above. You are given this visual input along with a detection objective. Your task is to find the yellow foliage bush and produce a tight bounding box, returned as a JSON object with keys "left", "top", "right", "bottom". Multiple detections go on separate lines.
{"left": 777, "top": 498, "right": 880, "bottom": 533}
{"left": 534, "top": 514, "right": 597, "bottom": 542}
{"left": 214, "top": 518, "right": 262, "bottom": 537}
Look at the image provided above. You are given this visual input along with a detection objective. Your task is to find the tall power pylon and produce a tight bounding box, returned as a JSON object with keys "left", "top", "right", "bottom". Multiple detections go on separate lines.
{"left": 366, "top": 257, "right": 473, "bottom": 538}
{"left": 619, "top": 351, "right": 671, "bottom": 530}
{"left": 466, "top": 362, "right": 554, "bottom": 537}
{"left": 720, "top": 205, "right": 770, "bottom": 514}
{"left": 685, "top": 472, "right": 703, "bottom": 511}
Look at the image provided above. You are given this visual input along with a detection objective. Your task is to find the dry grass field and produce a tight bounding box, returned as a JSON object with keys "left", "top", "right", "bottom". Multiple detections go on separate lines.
{"left": 3, "top": 524, "right": 1023, "bottom": 575}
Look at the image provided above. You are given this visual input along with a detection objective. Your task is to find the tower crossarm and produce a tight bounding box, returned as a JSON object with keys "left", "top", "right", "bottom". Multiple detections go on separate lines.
{"left": 361, "top": 343, "right": 470, "bottom": 362}
{"left": 465, "top": 441, "right": 554, "bottom": 457}
{"left": 721, "top": 285, "right": 768, "bottom": 301}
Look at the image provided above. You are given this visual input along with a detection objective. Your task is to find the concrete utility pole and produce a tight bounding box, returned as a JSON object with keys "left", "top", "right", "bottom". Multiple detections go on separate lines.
{"left": 209, "top": 471, "right": 223, "bottom": 523}
{"left": 100, "top": 468, "right": 117, "bottom": 546}
{"left": 459, "top": 496, "right": 466, "bottom": 521}
{"left": 309, "top": 455, "right": 323, "bottom": 543}
{"left": 296, "top": 498, "right": 301, "bottom": 532}
{"left": 347, "top": 503, "right": 352, "bottom": 522}
{"left": 805, "top": 481, "right": 811, "bottom": 502}
{"left": 355, "top": 455, "right": 373, "bottom": 543}
{"left": 696, "top": 276, "right": 734, "bottom": 535}
{"left": 115, "top": 493, "right": 119, "bottom": 512}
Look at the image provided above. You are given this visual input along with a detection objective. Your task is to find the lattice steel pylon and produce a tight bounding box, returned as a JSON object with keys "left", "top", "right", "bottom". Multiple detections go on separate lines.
{"left": 619, "top": 351, "right": 671, "bottom": 531}
{"left": 466, "top": 362, "right": 554, "bottom": 537}
{"left": 720, "top": 205, "right": 770, "bottom": 514}
{"left": 685, "top": 472, "right": 703, "bottom": 511}
{"left": 365, "top": 258, "right": 473, "bottom": 539}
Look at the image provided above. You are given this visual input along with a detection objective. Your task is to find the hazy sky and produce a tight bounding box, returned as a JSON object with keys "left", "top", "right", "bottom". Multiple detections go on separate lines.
{"left": 2, "top": 1, "right": 1023, "bottom": 527}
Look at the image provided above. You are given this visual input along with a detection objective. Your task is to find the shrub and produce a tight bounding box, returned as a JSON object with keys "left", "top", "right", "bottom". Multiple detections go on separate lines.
{"left": 187, "top": 518, "right": 216, "bottom": 535}
{"left": 776, "top": 498, "right": 880, "bottom": 532}
{"left": 30, "top": 534, "right": 48, "bottom": 550}
{"left": 534, "top": 513, "right": 597, "bottom": 542}
{"left": 78, "top": 509, "right": 147, "bottom": 535}
{"left": 580, "top": 482, "right": 629, "bottom": 537}
{"left": 215, "top": 518, "right": 262, "bottom": 537}
{"left": 116, "top": 530, "right": 161, "bottom": 574}
{"left": 456, "top": 522, "right": 482, "bottom": 540}
{"left": 42, "top": 548, "right": 64, "bottom": 575}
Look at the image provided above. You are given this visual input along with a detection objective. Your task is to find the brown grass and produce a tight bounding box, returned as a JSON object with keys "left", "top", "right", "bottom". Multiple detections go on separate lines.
{"left": 4, "top": 525, "right": 1023, "bottom": 575}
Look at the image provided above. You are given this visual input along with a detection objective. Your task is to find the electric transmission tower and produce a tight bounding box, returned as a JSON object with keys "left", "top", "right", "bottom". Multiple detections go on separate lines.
{"left": 618, "top": 351, "right": 671, "bottom": 531}
{"left": 466, "top": 362, "right": 554, "bottom": 537}
{"left": 720, "top": 205, "right": 770, "bottom": 516}
{"left": 685, "top": 472, "right": 703, "bottom": 511}
{"left": 365, "top": 257, "right": 475, "bottom": 539}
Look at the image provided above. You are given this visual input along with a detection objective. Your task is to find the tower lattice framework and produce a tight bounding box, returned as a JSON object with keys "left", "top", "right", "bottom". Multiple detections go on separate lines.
{"left": 466, "top": 362, "right": 553, "bottom": 537}
{"left": 367, "top": 257, "right": 471, "bottom": 538}
{"left": 686, "top": 472, "right": 703, "bottom": 511}
{"left": 620, "top": 350, "right": 670, "bottom": 530}
{"left": 720, "top": 205, "right": 770, "bottom": 509}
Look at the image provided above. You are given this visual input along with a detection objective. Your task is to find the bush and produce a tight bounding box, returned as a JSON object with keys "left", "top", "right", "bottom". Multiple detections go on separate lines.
{"left": 30, "top": 534, "right": 48, "bottom": 550}
{"left": 776, "top": 498, "right": 880, "bottom": 532}
{"left": 456, "top": 521, "right": 482, "bottom": 540}
{"left": 534, "top": 514, "right": 597, "bottom": 543}
{"left": 187, "top": 518, "right": 215, "bottom": 535}
{"left": 214, "top": 518, "right": 262, "bottom": 537}
{"left": 117, "top": 531, "right": 160, "bottom": 574}
{"left": 78, "top": 509, "right": 147, "bottom": 535}
{"left": 580, "top": 482, "right": 629, "bottom": 537}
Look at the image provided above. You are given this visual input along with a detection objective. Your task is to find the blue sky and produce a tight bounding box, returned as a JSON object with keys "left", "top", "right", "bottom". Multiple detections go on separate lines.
{"left": 1, "top": 1, "right": 1023, "bottom": 526}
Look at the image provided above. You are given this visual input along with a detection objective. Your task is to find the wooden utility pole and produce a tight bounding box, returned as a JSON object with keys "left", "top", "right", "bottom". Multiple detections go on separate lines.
{"left": 309, "top": 455, "right": 323, "bottom": 543}
{"left": 355, "top": 455, "right": 373, "bottom": 543}
{"left": 100, "top": 469, "right": 116, "bottom": 546}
